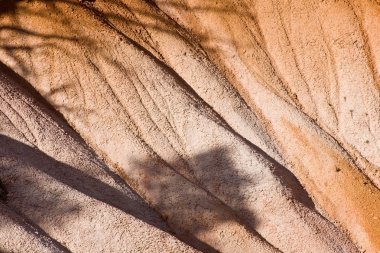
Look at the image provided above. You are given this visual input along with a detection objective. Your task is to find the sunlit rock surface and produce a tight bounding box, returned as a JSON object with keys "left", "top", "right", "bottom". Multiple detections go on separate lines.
{"left": 0, "top": 0, "right": 379, "bottom": 252}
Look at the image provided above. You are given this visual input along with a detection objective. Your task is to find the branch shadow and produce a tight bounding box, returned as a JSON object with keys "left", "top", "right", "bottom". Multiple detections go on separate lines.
{"left": 0, "top": 0, "right": 272, "bottom": 136}
{"left": 0, "top": 0, "right": 260, "bottom": 76}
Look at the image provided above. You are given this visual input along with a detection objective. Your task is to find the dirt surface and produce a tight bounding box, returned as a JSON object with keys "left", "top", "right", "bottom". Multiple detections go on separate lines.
{"left": 0, "top": 0, "right": 379, "bottom": 252}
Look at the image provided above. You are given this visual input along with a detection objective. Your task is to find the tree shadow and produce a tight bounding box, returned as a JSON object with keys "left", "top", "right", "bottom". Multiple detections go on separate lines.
{"left": 0, "top": 132, "right": 284, "bottom": 251}
{"left": 130, "top": 146, "right": 315, "bottom": 252}
{"left": 0, "top": 134, "right": 217, "bottom": 251}
{"left": 132, "top": 147, "right": 261, "bottom": 234}
{"left": 134, "top": 144, "right": 314, "bottom": 222}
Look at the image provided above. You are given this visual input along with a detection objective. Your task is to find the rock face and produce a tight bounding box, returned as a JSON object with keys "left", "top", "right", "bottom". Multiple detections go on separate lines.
{"left": 0, "top": 63, "right": 196, "bottom": 252}
{"left": 0, "top": 0, "right": 378, "bottom": 252}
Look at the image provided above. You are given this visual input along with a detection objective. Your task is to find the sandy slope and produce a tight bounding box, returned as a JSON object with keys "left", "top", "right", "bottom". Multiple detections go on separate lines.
{"left": 0, "top": 0, "right": 379, "bottom": 252}
{"left": 0, "top": 203, "right": 67, "bottom": 253}
{"left": 0, "top": 64, "right": 195, "bottom": 252}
